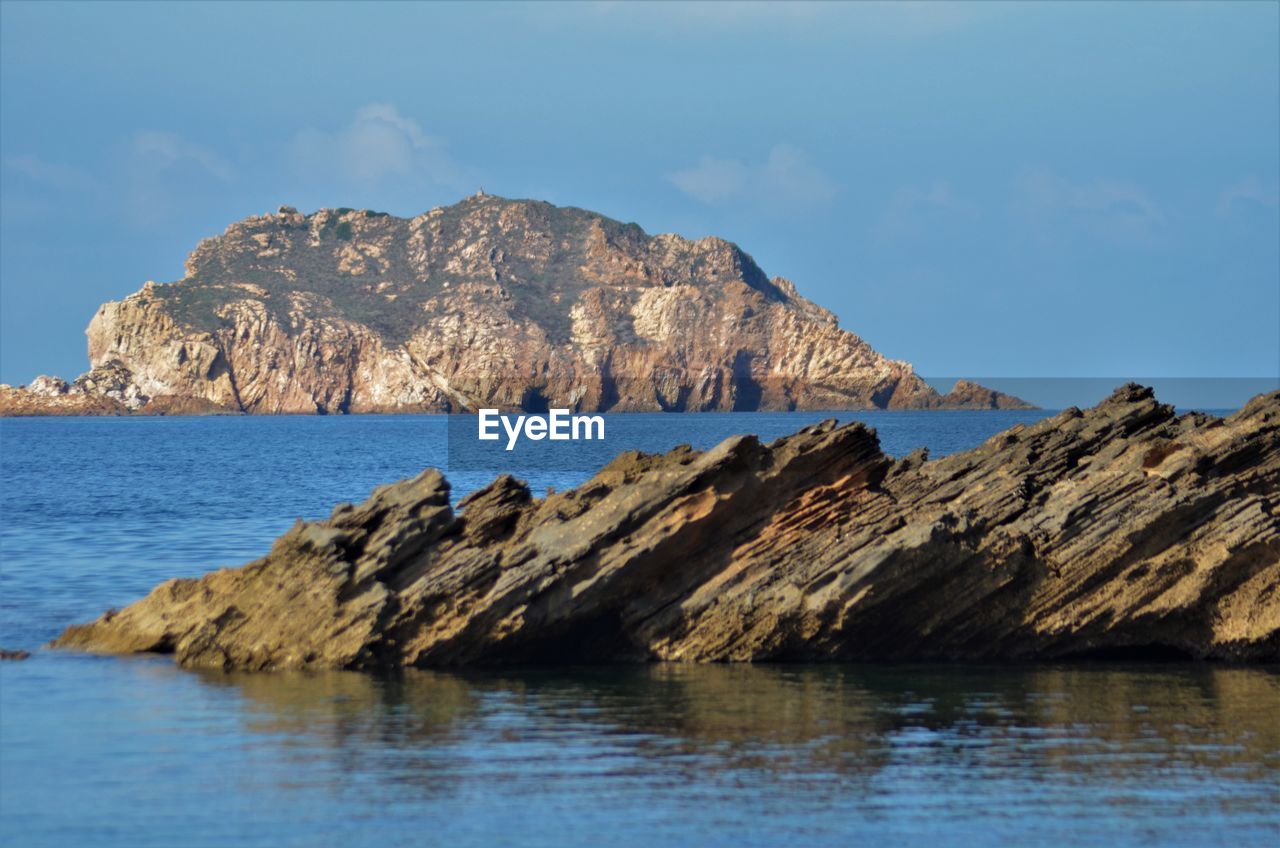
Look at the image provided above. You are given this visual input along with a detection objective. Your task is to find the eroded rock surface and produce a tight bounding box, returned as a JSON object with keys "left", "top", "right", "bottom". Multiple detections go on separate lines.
{"left": 3, "top": 195, "right": 1028, "bottom": 415}
{"left": 0, "top": 382, "right": 128, "bottom": 416}
{"left": 55, "top": 386, "right": 1279, "bottom": 668}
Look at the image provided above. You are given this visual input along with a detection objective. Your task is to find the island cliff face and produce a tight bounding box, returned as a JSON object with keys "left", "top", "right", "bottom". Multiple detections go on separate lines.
{"left": 1, "top": 194, "right": 1028, "bottom": 414}
{"left": 55, "top": 385, "right": 1280, "bottom": 668}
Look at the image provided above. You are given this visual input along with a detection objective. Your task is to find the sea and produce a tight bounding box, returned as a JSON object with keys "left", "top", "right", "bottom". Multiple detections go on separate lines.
{"left": 1, "top": 410, "right": 1277, "bottom": 847}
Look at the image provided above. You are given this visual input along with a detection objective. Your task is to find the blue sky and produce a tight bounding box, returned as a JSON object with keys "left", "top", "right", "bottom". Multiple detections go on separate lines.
{"left": 2, "top": 0, "right": 1277, "bottom": 385}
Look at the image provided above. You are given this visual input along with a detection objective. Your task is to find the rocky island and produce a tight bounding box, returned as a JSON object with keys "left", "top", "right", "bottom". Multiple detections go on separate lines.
{"left": 1, "top": 194, "right": 1028, "bottom": 415}
{"left": 55, "top": 385, "right": 1279, "bottom": 668}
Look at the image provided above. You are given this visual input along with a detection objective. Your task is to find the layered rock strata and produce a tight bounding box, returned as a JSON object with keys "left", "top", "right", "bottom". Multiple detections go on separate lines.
{"left": 55, "top": 385, "right": 1279, "bottom": 668}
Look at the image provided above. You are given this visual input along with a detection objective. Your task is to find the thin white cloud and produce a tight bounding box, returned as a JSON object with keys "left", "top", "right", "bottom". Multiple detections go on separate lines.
{"left": 1216, "top": 176, "right": 1279, "bottom": 216}
{"left": 115, "top": 132, "right": 236, "bottom": 229}
{"left": 875, "top": 181, "right": 977, "bottom": 241}
{"left": 586, "top": 1, "right": 996, "bottom": 37}
{"left": 1017, "top": 170, "right": 1163, "bottom": 243}
{"left": 667, "top": 145, "right": 837, "bottom": 214}
{"left": 591, "top": 0, "right": 828, "bottom": 27}
{"left": 3, "top": 154, "right": 97, "bottom": 192}
{"left": 289, "top": 102, "right": 465, "bottom": 189}
{"left": 131, "top": 131, "right": 234, "bottom": 181}
{"left": 667, "top": 156, "right": 749, "bottom": 204}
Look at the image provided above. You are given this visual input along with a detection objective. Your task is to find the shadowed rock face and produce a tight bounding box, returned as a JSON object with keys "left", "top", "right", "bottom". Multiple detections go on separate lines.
{"left": 54, "top": 385, "right": 1279, "bottom": 669}
{"left": 1, "top": 195, "right": 1028, "bottom": 415}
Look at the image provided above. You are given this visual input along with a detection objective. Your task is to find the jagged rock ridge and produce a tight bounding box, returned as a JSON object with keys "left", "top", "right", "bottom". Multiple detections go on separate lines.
{"left": 1, "top": 194, "right": 1029, "bottom": 414}
{"left": 55, "top": 385, "right": 1279, "bottom": 668}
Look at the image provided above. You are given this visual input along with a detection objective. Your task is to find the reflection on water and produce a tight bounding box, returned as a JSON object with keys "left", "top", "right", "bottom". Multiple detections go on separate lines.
{"left": 11, "top": 659, "right": 1273, "bottom": 847}
{"left": 204, "top": 663, "right": 1280, "bottom": 792}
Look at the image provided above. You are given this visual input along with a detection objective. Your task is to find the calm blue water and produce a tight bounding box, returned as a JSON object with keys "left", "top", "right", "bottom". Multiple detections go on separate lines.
{"left": 2, "top": 411, "right": 1278, "bottom": 847}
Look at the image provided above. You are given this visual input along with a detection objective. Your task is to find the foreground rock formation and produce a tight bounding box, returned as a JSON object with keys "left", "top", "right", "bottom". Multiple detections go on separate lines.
{"left": 1, "top": 194, "right": 1028, "bottom": 415}
{"left": 56, "top": 385, "right": 1279, "bottom": 668}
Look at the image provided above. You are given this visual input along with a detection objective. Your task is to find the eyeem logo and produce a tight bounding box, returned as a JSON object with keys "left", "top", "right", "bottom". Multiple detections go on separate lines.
{"left": 478, "top": 408, "right": 606, "bottom": 451}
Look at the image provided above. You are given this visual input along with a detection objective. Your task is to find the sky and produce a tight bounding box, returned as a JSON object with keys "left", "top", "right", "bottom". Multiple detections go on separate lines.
{"left": 1, "top": 0, "right": 1277, "bottom": 386}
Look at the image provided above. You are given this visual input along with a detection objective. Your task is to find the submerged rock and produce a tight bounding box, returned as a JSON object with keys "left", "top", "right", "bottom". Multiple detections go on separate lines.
{"left": 55, "top": 385, "right": 1279, "bottom": 669}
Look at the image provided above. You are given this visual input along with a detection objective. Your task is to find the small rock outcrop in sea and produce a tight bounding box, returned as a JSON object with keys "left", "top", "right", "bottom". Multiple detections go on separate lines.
{"left": 0, "top": 649, "right": 31, "bottom": 661}
{"left": 0, "top": 195, "right": 1029, "bottom": 415}
{"left": 0, "top": 365, "right": 238, "bottom": 417}
{"left": 55, "top": 385, "right": 1279, "bottom": 669}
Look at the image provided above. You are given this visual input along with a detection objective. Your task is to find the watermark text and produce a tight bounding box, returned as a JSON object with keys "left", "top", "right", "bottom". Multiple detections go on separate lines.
{"left": 478, "top": 408, "right": 606, "bottom": 451}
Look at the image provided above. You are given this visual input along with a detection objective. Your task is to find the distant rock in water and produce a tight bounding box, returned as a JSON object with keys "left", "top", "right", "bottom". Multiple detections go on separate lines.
{"left": 0, "top": 649, "right": 31, "bottom": 661}
{"left": 0, "top": 365, "right": 236, "bottom": 417}
{"left": 937, "top": 378, "right": 1034, "bottom": 410}
{"left": 54, "top": 385, "right": 1279, "bottom": 669}
{"left": 0, "top": 381, "right": 128, "bottom": 417}
{"left": 1, "top": 195, "right": 1029, "bottom": 415}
